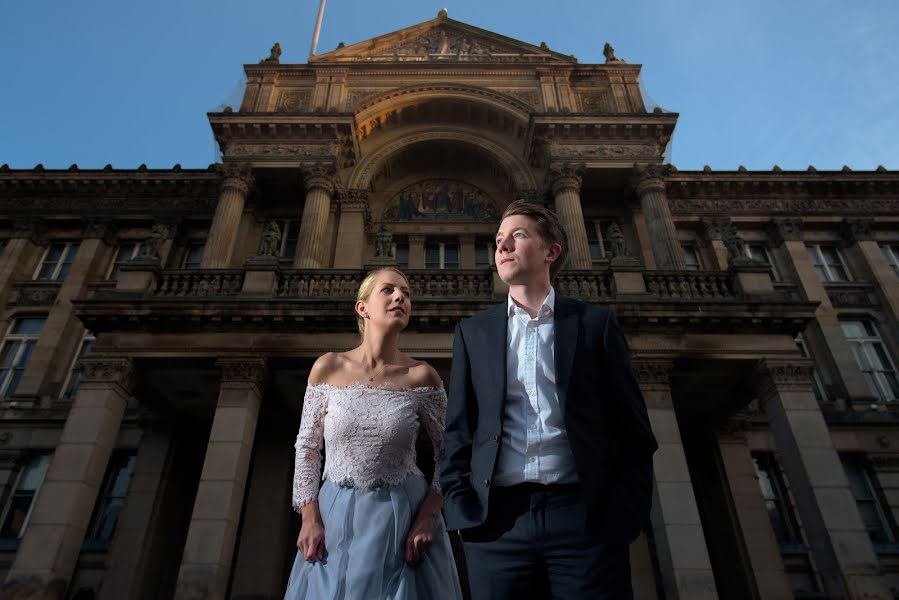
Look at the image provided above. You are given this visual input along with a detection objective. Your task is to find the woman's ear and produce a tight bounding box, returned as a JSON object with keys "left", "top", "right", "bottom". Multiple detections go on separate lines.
{"left": 355, "top": 299, "right": 368, "bottom": 319}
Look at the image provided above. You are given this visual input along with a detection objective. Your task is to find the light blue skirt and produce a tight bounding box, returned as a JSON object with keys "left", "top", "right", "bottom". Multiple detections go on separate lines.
{"left": 285, "top": 474, "right": 463, "bottom": 600}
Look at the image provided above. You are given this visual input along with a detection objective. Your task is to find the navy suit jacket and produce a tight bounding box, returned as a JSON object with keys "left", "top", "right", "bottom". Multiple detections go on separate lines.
{"left": 440, "top": 296, "right": 658, "bottom": 543}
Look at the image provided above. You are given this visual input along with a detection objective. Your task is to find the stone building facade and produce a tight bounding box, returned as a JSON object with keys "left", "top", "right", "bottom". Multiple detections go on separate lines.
{"left": 1, "top": 12, "right": 899, "bottom": 599}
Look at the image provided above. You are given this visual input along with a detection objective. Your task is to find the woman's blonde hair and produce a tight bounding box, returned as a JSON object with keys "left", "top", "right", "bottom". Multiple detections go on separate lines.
{"left": 355, "top": 267, "right": 410, "bottom": 336}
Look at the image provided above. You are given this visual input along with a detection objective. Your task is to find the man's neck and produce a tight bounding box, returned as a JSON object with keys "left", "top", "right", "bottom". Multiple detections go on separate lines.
{"left": 508, "top": 282, "right": 552, "bottom": 318}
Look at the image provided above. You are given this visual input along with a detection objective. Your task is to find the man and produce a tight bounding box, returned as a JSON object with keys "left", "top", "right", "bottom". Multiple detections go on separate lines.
{"left": 441, "top": 200, "right": 658, "bottom": 599}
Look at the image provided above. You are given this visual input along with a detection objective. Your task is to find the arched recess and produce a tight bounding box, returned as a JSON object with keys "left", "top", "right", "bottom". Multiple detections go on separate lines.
{"left": 352, "top": 84, "right": 533, "bottom": 130}
{"left": 348, "top": 127, "right": 538, "bottom": 192}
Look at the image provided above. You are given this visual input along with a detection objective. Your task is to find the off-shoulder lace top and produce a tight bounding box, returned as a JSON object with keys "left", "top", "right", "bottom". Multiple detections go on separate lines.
{"left": 292, "top": 383, "right": 447, "bottom": 511}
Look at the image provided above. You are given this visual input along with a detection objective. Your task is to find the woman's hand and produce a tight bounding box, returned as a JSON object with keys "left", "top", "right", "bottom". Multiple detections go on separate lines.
{"left": 297, "top": 502, "right": 326, "bottom": 563}
{"left": 405, "top": 489, "right": 443, "bottom": 566}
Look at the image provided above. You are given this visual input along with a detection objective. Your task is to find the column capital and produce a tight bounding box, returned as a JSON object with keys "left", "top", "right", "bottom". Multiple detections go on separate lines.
{"left": 548, "top": 163, "right": 584, "bottom": 195}
{"left": 79, "top": 357, "right": 136, "bottom": 397}
{"left": 841, "top": 217, "right": 875, "bottom": 245}
{"left": 216, "top": 357, "right": 267, "bottom": 392}
{"left": 767, "top": 217, "right": 803, "bottom": 246}
{"left": 302, "top": 163, "right": 338, "bottom": 195}
{"left": 514, "top": 188, "right": 543, "bottom": 205}
{"left": 82, "top": 217, "right": 118, "bottom": 243}
{"left": 754, "top": 358, "right": 816, "bottom": 400}
{"left": 631, "top": 163, "right": 674, "bottom": 197}
{"left": 217, "top": 162, "right": 254, "bottom": 194}
{"left": 408, "top": 233, "right": 426, "bottom": 244}
{"left": 337, "top": 189, "right": 370, "bottom": 211}
{"left": 11, "top": 217, "right": 47, "bottom": 245}
{"left": 701, "top": 216, "right": 729, "bottom": 242}
{"left": 631, "top": 359, "right": 673, "bottom": 390}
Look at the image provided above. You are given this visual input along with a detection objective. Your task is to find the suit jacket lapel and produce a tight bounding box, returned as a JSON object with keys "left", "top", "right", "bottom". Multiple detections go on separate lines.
{"left": 481, "top": 303, "right": 508, "bottom": 424}
{"left": 554, "top": 295, "right": 578, "bottom": 415}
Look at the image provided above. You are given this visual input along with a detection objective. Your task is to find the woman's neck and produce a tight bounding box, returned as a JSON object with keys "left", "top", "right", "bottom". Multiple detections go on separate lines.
{"left": 357, "top": 330, "right": 401, "bottom": 367}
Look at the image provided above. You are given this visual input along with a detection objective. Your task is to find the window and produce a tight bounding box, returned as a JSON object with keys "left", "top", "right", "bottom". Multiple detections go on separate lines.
{"left": 840, "top": 320, "right": 899, "bottom": 401}
{"left": 807, "top": 244, "right": 850, "bottom": 282}
{"left": 84, "top": 451, "right": 136, "bottom": 546}
{"left": 841, "top": 455, "right": 897, "bottom": 545}
{"left": 107, "top": 243, "right": 143, "bottom": 280}
{"left": 585, "top": 219, "right": 617, "bottom": 260}
{"left": 34, "top": 242, "right": 79, "bottom": 281}
{"left": 681, "top": 245, "right": 701, "bottom": 271}
{"left": 1, "top": 318, "right": 45, "bottom": 398}
{"left": 425, "top": 241, "right": 459, "bottom": 269}
{"left": 882, "top": 245, "right": 899, "bottom": 279}
{"left": 0, "top": 453, "right": 50, "bottom": 540}
{"left": 182, "top": 243, "right": 205, "bottom": 269}
{"left": 475, "top": 239, "right": 494, "bottom": 269}
{"left": 746, "top": 243, "right": 781, "bottom": 281}
{"left": 393, "top": 241, "right": 409, "bottom": 269}
{"left": 271, "top": 219, "right": 300, "bottom": 259}
{"left": 61, "top": 332, "right": 96, "bottom": 400}
{"left": 794, "top": 333, "right": 828, "bottom": 403}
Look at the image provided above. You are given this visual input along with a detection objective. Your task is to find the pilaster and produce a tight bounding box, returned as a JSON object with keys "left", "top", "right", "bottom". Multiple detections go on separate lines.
{"left": 842, "top": 218, "right": 899, "bottom": 338}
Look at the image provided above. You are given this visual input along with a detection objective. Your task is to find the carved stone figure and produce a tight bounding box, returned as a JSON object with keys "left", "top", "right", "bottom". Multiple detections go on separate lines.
{"left": 139, "top": 224, "right": 169, "bottom": 259}
{"left": 375, "top": 224, "right": 394, "bottom": 258}
{"left": 261, "top": 42, "right": 282, "bottom": 64}
{"left": 721, "top": 222, "right": 748, "bottom": 266}
{"left": 259, "top": 221, "right": 282, "bottom": 257}
{"left": 606, "top": 222, "right": 629, "bottom": 258}
{"left": 603, "top": 42, "right": 622, "bottom": 63}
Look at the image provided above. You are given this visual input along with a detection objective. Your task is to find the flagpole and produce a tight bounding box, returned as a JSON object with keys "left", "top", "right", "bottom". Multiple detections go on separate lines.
{"left": 309, "top": 0, "right": 327, "bottom": 60}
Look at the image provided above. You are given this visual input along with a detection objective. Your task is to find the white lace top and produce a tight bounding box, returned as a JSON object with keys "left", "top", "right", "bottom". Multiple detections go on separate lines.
{"left": 292, "top": 383, "right": 447, "bottom": 511}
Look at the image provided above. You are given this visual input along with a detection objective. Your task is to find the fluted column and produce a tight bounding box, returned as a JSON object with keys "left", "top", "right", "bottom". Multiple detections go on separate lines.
{"left": 202, "top": 163, "right": 253, "bottom": 268}
{"left": 175, "top": 358, "right": 267, "bottom": 599}
{"left": 633, "top": 164, "right": 685, "bottom": 270}
{"left": 3, "top": 358, "right": 135, "bottom": 600}
{"left": 548, "top": 164, "right": 591, "bottom": 270}
{"left": 294, "top": 165, "right": 337, "bottom": 268}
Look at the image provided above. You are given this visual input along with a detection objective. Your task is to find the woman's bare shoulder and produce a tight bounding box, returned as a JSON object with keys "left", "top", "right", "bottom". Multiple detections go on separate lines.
{"left": 404, "top": 359, "right": 443, "bottom": 389}
{"left": 308, "top": 352, "right": 351, "bottom": 385}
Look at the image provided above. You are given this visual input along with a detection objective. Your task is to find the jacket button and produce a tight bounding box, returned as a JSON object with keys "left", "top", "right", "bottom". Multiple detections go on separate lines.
{"left": 484, "top": 479, "right": 491, "bottom": 488}
{"left": 493, "top": 434, "right": 500, "bottom": 443}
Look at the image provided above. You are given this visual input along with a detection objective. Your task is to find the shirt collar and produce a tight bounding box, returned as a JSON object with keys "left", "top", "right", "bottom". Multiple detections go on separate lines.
{"left": 507, "top": 287, "right": 555, "bottom": 319}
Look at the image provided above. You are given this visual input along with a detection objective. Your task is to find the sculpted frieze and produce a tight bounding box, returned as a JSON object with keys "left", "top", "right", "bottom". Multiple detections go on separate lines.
{"left": 346, "top": 89, "right": 385, "bottom": 110}
{"left": 382, "top": 180, "right": 498, "bottom": 221}
{"left": 550, "top": 144, "right": 658, "bottom": 161}
{"left": 228, "top": 143, "right": 338, "bottom": 159}
{"left": 669, "top": 196, "right": 899, "bottom": 215}
{"left": 277, "top": 89, "right": 312, "bottom": 112}
{"left": 577, "top": 90, "right": 614, "bottom": 112}
{"left": 348, "top": 28, "right": 549, "bottom": 62}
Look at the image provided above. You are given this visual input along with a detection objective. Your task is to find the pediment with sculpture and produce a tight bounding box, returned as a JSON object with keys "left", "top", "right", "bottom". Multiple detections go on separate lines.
{"left": 382, "top": 180, "right": 499, "bottom": 221}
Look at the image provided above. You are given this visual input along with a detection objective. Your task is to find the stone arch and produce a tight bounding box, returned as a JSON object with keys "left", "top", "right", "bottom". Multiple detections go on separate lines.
{"left": 348, "top": 127, "right": 537, "bottom": 192}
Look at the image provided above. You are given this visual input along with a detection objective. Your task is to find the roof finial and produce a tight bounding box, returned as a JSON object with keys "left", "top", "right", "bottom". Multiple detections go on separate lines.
{"left": 438, "top": 8, "right": 448, "bottom": 18}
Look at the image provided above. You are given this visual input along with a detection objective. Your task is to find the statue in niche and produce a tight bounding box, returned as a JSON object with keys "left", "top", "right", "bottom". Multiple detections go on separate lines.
{"left": 261, "top": 42, "right": 282, "bottom": 64}
{"left": 606, "top": 222, "right": 629, "bottom": 258}
{"left": 139, "top": 224, "right": 168, "bottom": 259}
{"left": 375, "top": 224, "right": 394, "bottom": 258}
{"left": 259, "top": 221, "right": 282, "bottom": 257}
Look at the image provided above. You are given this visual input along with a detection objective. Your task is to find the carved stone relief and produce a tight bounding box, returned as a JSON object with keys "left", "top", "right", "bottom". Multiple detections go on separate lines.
{"left": 577, "top": 90, "right": 614, "bottom": 112}
{"left": 277, "top": 89, "right": 311, "bottom": 112}
{"left": 228, "top": 143, "right": 338, "bottom": 159}
{"left": 549, "top": 144, "right": 658, "bottom": 161}
{"left": 382, "top": 180, "right": 498, "bottom": 221}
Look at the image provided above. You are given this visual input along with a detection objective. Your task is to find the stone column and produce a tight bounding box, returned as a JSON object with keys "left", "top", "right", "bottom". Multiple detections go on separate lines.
{"left": 202, "top": 163, "right": 254, "bottom": 269}
{"left": 332, "top": 190, "right": 369, "bottom": 269}
{"left": 2, "top": 358, "right": 135, "bottom": 600}
{"left": 12, "top": 219, "right": 117, "bottom": 405}
{"left": 843, "top": 218, "right": 899, "bottom": 334}
{"left": 408, "top": 234, "right": 425, "bottom": 269}
{"left": 294, "top": 165, "right": 337, "bottom": 269}
{"left": 756, "top": 359, "right": 891, "bottom": 598}
{"left": 633, "top": 164, "right": 685, "bottom": 270}
{"left": 769, "top": 218, "right": 872, "bottom": 404}
{"left": 633, "top": 360, "right": 718, "bottom": 599}
{"left": 459, "top": 234, "right": 476, "bottom": 270}
{"left": 174, "top": 358, "right": 266, "bottom": 599}
{"left": 229, "top": 437, "right": 294, "bottom": 598}
{"left": 548, "top": 164, "right": 592, "bottom": 270}
{"left": 98, "top": 426, "right": 174, "bottom": 600}
{"left": 716, "top": 421, "right": 793, "bottom": 598}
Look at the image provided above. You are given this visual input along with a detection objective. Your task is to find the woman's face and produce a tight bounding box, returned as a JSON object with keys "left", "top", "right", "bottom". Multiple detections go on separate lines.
{"left": 358, "top": 271, "right": 411, "bottom": 333}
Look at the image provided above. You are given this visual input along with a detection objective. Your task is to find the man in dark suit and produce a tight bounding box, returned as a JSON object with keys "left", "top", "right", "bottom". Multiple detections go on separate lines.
{"left": 441, "top": 200, "right": 658, "bottom": 599}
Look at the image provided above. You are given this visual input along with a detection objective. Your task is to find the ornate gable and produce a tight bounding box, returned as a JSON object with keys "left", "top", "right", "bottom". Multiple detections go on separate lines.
{"left": 312, "top": 14, "right": 576, "bottom": 64}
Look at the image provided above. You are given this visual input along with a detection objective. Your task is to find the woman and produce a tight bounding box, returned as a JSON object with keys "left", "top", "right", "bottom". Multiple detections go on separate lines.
{"left": 285, "top": 268, "right": 463, "bottom": 600}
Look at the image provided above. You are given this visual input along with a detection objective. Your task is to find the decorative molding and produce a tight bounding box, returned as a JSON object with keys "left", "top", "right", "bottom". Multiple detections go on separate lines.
{"left": 11, "top": 217, "right": 47, "bottom": 244}
{"left": 227, "top": 143, "right": 337, "bottom": 160}
{"left": 345, "top": 88, "right": 385, "bottom": 110}
{"left": 82, "top": 217, "right": 117, "bottom": 243}
{"left": 631, "top": 360, "right": 673, "bottom": 390}
{"left": 216, "top": 357, "right": 267, "bottom": 391}
{"left": 79, "top": 357, "right": 136, "bottom": 396}
{"left": 755, "top": 358, "right": 815, "bottom": 399}
{"left": 302, "top": 163, "right": 338, "bottom": 195}
{"left": 217, "top": 162, "right": 254, "bottom": 195}
{"left": 549, "top": 143, "right": 658, "bottom": 161}
{"left": 494, "top": 88, "right": 542, "bottom": 110}
{"left": 841, "top": 217, "right": 874, "bottom": 245}
{"left": 277, "top": 89, "right": 311, "bottom": 112}
{"left": 632, "top": 164, "right": 674, "bottom": 197}
{"left": 669, "top": 195, "right": 899, "bottom": 216}
{"left": 577, "top": 89, "right": 614, "bottom": 112}
{"left": 7, "top": 282, "right": 61, "bottom": 307}
{"left": 548, "top": 163, "right": 584, "bottom": 195}
{"left": 767, "top": 218, "right": 803, "bottom": 246}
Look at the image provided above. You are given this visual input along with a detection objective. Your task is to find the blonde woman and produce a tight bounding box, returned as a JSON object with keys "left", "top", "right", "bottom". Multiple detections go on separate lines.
{"left": 285, "top": 268, "right": 462, "bottom": 599}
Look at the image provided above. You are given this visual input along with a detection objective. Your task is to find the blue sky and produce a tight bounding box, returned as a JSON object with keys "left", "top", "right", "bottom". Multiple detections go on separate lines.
{"left": 1, "top": 0, "right": 897, "bottom": 171}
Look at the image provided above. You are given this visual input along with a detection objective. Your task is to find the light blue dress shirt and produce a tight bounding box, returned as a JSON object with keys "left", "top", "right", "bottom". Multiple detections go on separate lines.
{"left": 493, "top": 288, "right": 578, "bottom": 487}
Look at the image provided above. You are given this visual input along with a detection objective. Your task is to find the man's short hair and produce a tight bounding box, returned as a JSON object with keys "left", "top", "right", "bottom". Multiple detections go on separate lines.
{"left": 500, "top": 200, "right": 568, "bottom": 279}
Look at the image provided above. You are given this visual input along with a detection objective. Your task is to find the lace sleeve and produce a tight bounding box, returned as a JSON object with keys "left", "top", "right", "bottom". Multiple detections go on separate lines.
{"left": 419, "top": 388, "right": 448, "bottom": 494}
{"left": 292, "top": 384, "right": 328, "bottom": 512}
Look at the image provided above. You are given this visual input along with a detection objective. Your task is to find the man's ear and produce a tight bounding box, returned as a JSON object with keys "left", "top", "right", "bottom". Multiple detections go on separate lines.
{"left": 545, "top": 243, "right": 563, "bottom": 264}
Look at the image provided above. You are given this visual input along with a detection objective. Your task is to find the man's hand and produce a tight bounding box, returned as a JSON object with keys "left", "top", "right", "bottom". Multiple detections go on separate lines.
{"left": 297, "top": 502, "right": 326, "bottom": 563}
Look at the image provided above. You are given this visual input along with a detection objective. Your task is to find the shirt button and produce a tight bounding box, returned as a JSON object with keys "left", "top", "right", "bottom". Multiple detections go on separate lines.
{"left": 493, "top": 434, "right": 500, "bottom": 443}
{"left": 484, "top": 479, "right": 491, "bottom": 488}
{"left": 530, "top": 424, "right": 538, "bottom": 430}
{"left": 529, "top": 456, "right": 537, "bottom": 463}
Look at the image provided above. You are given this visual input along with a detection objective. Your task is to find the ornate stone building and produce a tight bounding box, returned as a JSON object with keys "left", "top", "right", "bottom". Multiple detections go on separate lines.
{"left": 1, "top": 11, "right": 899, "bottom": 599}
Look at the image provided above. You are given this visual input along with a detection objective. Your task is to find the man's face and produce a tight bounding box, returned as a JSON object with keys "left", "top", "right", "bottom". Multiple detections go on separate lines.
{"left": 494, "top": 214, "right": 558, "bottom": 285}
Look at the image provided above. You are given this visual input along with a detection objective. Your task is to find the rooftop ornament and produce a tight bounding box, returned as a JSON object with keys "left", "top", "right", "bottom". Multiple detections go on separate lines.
{"left": 261, "top": 42, "right": 281, "bottom": 64}
{"left": 603, "top": 42, "right": 624, "bottom": 63}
